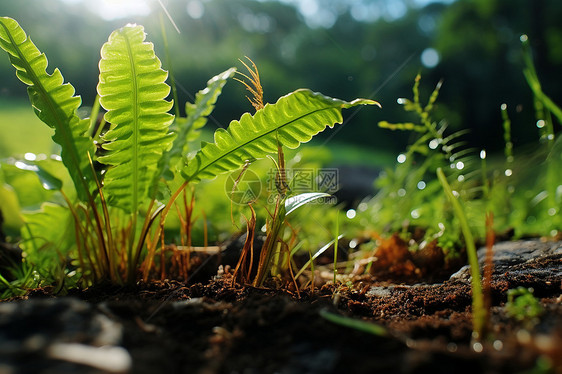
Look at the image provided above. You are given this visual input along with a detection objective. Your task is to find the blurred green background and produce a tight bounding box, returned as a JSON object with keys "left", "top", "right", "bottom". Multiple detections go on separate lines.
{"left": 1, "top": 0, "right": 561, "bottom": 157}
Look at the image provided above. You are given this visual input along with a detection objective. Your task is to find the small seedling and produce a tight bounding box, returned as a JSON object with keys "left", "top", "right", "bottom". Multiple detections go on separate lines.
{"left": 505, "top": 287, "right": 544, "bottom": 328}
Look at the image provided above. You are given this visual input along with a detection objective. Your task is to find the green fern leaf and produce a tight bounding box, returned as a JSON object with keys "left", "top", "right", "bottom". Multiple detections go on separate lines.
{"left": 184, "top": 68, "right": 237, "bottom": 144}
{"left": 97, "top": 24, "right": 175, "bottom": 213}
{"left": 164, "top": 68, "right": 235, "bottom": 173}
{"left": 0, "top": 17, "right": 96, "bottom": 201}
{"left": 151, "top": 68, "right": 235, "bottom": 199}
{"left": 183, "top": 89, "right": 379, "bottom": 182}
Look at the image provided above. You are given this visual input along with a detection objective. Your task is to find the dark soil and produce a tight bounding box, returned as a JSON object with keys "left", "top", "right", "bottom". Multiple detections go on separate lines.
{"left": 1, "top": 240, "right": 561, "bottom": 374}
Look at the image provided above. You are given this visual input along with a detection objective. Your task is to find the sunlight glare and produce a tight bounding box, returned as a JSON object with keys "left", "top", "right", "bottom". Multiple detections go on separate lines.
{"left": 98, "top": 0, "right": 151, "bottom": 20}
{"left": 60, "top": 0, "right": 152, "bottom": 21}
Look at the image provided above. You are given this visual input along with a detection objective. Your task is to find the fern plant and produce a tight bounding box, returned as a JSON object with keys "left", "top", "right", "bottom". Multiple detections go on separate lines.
{"left": 363, "top": 74, "right": 476, "bottom": 251}
{"left": 0, "top": 17, "right": 378, "bottom": 288}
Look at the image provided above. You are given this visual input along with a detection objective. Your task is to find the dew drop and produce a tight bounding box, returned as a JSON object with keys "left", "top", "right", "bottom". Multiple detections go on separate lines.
{"left": 505, "top": 169, "right": 513, "bottom": 177}
{"left": 536, "top": 120, "right": 545, "bottom": 129}
{"left": 397, "top": 154, "right": 406, "bottom": 163}
{"left": 346, "top": 209, "right": 357, "bottom": 219}
{"left": 429, "top": 139, "right": 439, "bottom": 149}
{"left": 397, "top": 188, "right": 406, "bottom": 197}
{"left": 480, "top": 150, "right": 486, "bottom": 159}
{"left": 411, "top": 209, "right": 420, "bottom": 219}
{"left": 421, "top": 48, "right": 440, "bottom": 68}
{"left": 472, "top": 342, "right": 483, "bottom": 353}
{"left": 417, "top": 181, "right": 426, "bottom": 190}
{"left": 24, "top": 152, "right": 36, "bottom": 161}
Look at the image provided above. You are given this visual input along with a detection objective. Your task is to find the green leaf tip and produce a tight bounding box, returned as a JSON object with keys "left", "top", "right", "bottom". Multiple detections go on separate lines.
{"left": 0, "top": 16, "right": 96, "bottom": 201}
{"left": 348, "top": 97, "right": 381, "bottom": 108}
{"left": 183, "top": 89, "right": 380, "bottom": 183}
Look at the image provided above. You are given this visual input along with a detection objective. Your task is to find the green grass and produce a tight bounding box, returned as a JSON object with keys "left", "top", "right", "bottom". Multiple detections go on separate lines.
{"left": 0, "top": 98, "right": 56, "bottom": 158}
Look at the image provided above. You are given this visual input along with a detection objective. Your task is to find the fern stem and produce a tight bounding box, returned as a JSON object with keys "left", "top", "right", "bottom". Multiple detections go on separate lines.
{"left": 253, "top": 198, "right": 286, "bottom": 287}
{"left": 150, "top": 181, "right": 189, "bottom": 252}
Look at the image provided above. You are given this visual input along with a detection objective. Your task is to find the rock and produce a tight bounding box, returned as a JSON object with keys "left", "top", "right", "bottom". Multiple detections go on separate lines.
{"left": 449, "top": 240, "right": 562, "bottom": 291}
{"left": 0, "top": 297, "right": 130, "bottom": 373}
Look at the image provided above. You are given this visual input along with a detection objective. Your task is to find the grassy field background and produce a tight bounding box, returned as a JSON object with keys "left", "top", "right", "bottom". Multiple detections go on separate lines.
{"left": 0, "top": 98, "right": 56, "bottom": 158}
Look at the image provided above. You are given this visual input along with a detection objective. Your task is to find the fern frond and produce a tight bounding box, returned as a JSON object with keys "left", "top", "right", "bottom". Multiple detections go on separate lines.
{"left": 177, "top": 68, "right": 236, "bottom": 155}
{"left": 0, "top": 17, "right": 96, "bottom": 201}
{"left": 151, "top": 68, "right": 235, "bottom": 195}
{"left": 97, "top": 24, "right": 175, "bottom": 213}
{"left": 182, "top": 89, "right": 379, "bottom": 182}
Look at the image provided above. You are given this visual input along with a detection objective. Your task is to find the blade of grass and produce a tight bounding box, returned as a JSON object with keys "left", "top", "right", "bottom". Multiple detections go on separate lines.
{"left": 319, "top": 309, "right": 387, "bottom": 337}
{"left": 333, "top": 213, "right": 339, "bottom": 284}
{"left": 294, "top": 235, "right": 344, "bottom": 279}
{"left": 437, "top": 167, "right": 486, "bottom": 340}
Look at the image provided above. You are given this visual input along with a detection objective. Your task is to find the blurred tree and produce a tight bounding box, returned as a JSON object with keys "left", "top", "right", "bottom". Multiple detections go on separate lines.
{"left": 1, "top": 0, "right": 560, "bottom": 152}
{"left": 431, "top": 0, "right": 562, "bottom": 150}
{"left": 0, "top": 0, "right": 122, "bottom": 103}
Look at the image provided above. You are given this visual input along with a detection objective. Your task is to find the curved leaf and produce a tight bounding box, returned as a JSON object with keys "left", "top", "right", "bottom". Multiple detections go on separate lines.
{"left": 97, "top": 24, "right": 175, "bottom": 213}
{"left": 285, "top": 192, "right": 331, "bottom": 216}
{"left": 21, "top": 202, "right": 75, "bottom": 270}
{"left": 0, "top": 17, "right": 95, "bottom": 201}
{"left": 11, "top": 160, "right": 63, "bottom": 191}
{"left": 183, "top": 89, "right": 379, "bottom": 182}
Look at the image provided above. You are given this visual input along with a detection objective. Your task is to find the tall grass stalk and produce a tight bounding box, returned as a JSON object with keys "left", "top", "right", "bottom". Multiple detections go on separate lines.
{"left": 333, "top": 213, "right": 339, "bottom": 284}
{"left": 437, "top": 167, "right": 486, "bottom": 340}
